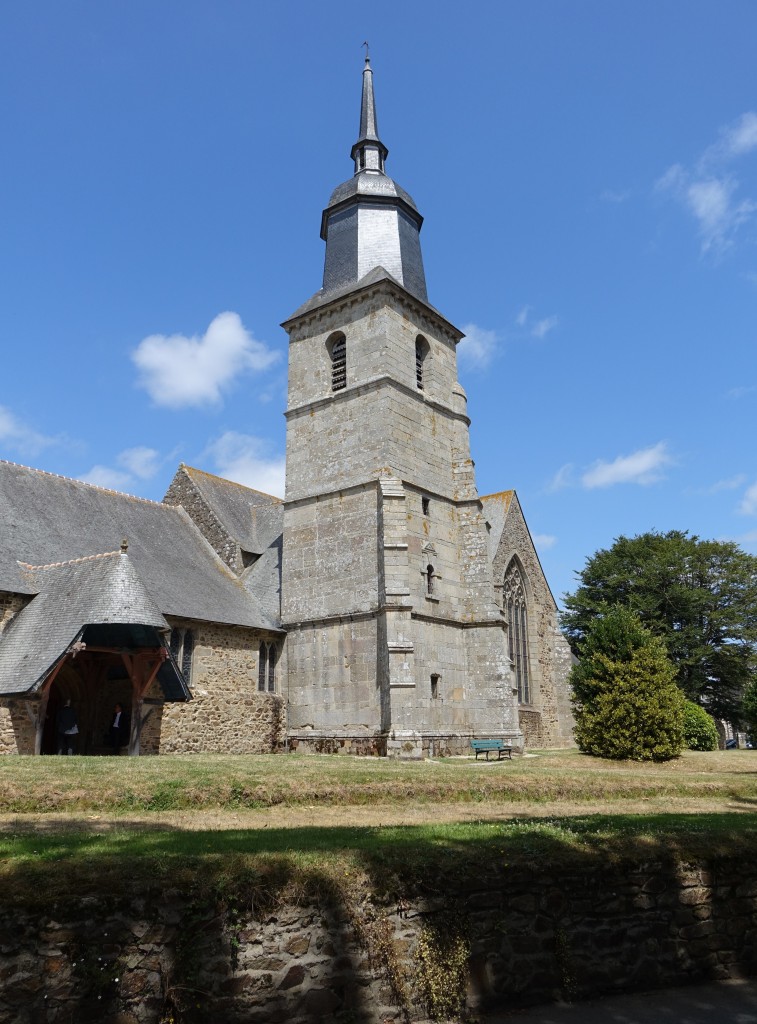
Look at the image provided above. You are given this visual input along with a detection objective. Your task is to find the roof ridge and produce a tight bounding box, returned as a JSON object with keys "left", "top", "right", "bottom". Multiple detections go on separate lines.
{"left": 182, "top": 464, "right": 283, "bottom": 503}
{"left": 18, "top": 549, "right": 122, "bottom": 571}
{"left": 0, "top": 459, "right": 170, "bottom": 508}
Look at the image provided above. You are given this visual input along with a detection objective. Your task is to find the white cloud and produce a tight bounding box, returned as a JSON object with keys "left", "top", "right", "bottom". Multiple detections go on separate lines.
{"left": 727, "top": 385, "right": 756, "bottom": 400}
{"left": 532, "top": 533, "right": 557, "bottom": 550}
{"left": 600, "top": 189, "right": 631, "bottom": 204}
{"left": 117, "top": 446, "right": 161, "bottom": 479}
{"left": 132, "top": 312, "right": 279, "bottom": 409}
{"left": 531, "top": 315, "right": 558, "bottom": 339}
{"left": 204, "top": 431, "right": 285, "bottom": 498}
{"left": 515, "top": 306, "right": 530, "bottom": 327}
{"left": 0, "top": 405, "right": 58, "bottom": 457}
{"left": 78, "top": 465, "right": 133, "bottom": 490}
{"left": 547, "top": 463, "right": 574, "bottom": 492}
{"left": 458, "top": 323, "right": 499, "bottom": 368}
{"left": 738, "top": 479, "right": 757, "bottom": 516}
{"left": 706, "top": 474, "right": 747, "bottom": 494}
{"left": 581, "top": 442, "right": 672, "bottom": 489}
{"left": 657, "top": 112, "right": 757, "bottom": 254}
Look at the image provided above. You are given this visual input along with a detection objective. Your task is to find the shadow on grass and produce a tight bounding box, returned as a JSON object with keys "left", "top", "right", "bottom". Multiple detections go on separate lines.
{"left": 2, "top": 813, "right": 757, "bottom": 1022}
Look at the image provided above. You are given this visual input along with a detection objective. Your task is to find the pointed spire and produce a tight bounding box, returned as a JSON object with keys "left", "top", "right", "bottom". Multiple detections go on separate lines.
{"left": 351, "top": 48, "right": 388, "bottom": 174}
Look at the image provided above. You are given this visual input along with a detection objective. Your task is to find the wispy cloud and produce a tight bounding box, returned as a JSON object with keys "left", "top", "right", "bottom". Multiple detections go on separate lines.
{"left": 547, "top": 463, "right": 574, "bottom": 492}
{"left": 738, "top": 479, "right": 757, "bottom": 516}
{"left": 532, "top": 533, "right": 557, "bottom": 550}
{"left": 78, "top": 445, "right": 167, "bottom": 492}
{"left": 600, "top": 189, "right": 631, "bottom": 204}
{"left": 0, "top": 405, "right": 59, "bottom": 457}
{"left": 117, "top": 446, "right": 161, "bottom": 479}
{"left": 705, "top": 473, "right": 747, "bottom": 494}
{"left": 132, "top": 312, "right": 279, "bottom": 409}
{"left": 727, "top": 385, "right": 756, "bottom": 400}
{"left": 514, "top": 306, "right": 559, "bottom": 339}
{"left": 204, "top": 431, "right": 285, "bottom": 498}
{"left": 656, "top": 111, "right": 757, "bottom": 254}
{"left": 582, "top": 442, "right": 673, "bottom": 489}
{"left": 531, "top": 315, "right": 559, "bottom": 339}
{"left": 78, "top": 465, "right": 134, "bottom": 490}
{"left": 458, "top": 323, "right": 500, "bottom": 368}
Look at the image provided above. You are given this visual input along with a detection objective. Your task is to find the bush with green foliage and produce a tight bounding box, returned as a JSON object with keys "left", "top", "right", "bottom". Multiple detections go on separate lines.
{"left": 570, "top": 605, "right": 684, "bottom": 762}
{"left": 561, "top": 530, "right": 757, "bottom": 723}
{"left": 682, "top": 700, "right": 719, "bottom": 751}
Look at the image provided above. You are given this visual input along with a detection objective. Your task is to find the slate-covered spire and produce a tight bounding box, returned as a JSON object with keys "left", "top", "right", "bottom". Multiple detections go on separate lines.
{"left": 350, "top": 54, "right": 388, "bottom": 174}
{"left": 319, "top": 54, "right": 428, "bottom": 303}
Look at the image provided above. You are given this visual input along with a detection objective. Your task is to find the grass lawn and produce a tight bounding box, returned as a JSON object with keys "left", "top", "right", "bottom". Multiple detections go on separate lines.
{"left": 2, "top": 748, "right": 756, "bottom": 906}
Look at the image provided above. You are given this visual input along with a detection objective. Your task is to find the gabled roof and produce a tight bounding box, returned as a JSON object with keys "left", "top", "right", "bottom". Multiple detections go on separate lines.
{"left": 0, "top": 550, "right": 189, "bottom": 698}
{"left": 0, "top": 461, "right": 280, "bottom": 631}
{"left": 480, "top": 490, "right": 515, "bottom": 559}
{"left": 180, "top": 466, "right": 282, "bottom": 555}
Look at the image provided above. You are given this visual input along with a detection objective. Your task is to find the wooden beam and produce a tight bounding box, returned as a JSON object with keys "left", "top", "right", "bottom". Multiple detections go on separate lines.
{"left": 128, "top": 649, "right": 167, "bottom": 757}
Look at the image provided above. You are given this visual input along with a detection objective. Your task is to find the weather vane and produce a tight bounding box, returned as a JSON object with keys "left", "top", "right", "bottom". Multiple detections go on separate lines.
{"left": 362, "top": 40, "right": 370, "bottom": 60}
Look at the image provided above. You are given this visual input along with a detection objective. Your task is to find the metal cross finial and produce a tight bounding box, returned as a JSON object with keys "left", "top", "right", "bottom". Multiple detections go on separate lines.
{"left": 362, "top": 40, "right": 370, "bottom": 62}
{"left": 120, "top": 537, "right": 129, "bottom": 554}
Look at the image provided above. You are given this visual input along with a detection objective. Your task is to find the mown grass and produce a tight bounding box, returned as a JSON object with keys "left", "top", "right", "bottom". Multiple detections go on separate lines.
{"left": 1, "top": 748, "right": 756, "bottom": 814}
{"left": 3, "top": 812, "right": 757, "bottom": 908}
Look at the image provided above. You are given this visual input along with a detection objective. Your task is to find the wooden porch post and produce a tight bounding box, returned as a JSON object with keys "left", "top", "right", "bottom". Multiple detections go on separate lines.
{"left": 123, "top": 650, "right": 166, "bottom": 757}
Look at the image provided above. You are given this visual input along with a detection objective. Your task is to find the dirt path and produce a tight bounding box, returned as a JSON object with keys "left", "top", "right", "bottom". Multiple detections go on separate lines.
{"left": 1, "top": 796, "right": 753, "bottom": 834}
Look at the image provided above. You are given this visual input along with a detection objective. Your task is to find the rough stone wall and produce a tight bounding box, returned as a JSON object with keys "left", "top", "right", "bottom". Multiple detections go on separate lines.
{"left": 163, "top": 466, "right": 241, "bottom": 572}
{"left": 0, "top": 700, "right": 36, "bottom": 755}
{"left": 2, "top": 857, "right": 756, "bottom": 1023}
{"left": 282, "top": 283, "right": 520, "bottom": 753}
{"left": 492, "top": 496, "right": 575, "bottom": 747}
{"left": 144, "top": 620, "right": 285, "bottom": 755}
{"left": 0, "top": 594, "right": 34, "bottom": 754}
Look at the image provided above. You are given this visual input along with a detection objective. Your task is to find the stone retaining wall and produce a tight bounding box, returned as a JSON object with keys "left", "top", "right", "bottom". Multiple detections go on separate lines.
{"left": 1, "top": 854, "right": 755, "bottom": 1023}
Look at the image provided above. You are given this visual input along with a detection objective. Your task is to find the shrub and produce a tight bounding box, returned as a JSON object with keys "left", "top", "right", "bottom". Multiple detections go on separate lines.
{"left": 682, "top": 700, "right": 719, "bottom": 751}
{"left": 570, "top": 605, "right": 684, "bottom": 762}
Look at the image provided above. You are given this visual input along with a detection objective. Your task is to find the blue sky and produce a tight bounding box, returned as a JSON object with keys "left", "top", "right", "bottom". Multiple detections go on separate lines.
{"left": 2, "top": 1, "right": 756, "bottom": 605}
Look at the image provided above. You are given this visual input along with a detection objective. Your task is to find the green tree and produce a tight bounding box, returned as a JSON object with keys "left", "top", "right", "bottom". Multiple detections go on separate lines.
{"left": 742, "top": 679, "right": 757, "bottom": 740}
{"left": 681, "top": 700, "right": 719, "bottom": 751}
{"left": 562, "top": 530, "right": 757, "bottom": 722}
{"left": 570, "top": 606, "right": 684, "bottom": 761}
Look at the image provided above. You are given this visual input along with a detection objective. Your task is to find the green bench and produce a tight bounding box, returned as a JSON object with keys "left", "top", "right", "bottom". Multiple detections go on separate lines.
{"left": 470, "top": 738, "right": 513, "bottom": 761}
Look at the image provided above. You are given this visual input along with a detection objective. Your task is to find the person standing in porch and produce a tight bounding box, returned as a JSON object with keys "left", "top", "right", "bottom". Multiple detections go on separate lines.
{"left": 56, "top": 699, "right": 78, "bottom": 755}
{"left": 108, "top": 703, "right": 130, "bottom": 752}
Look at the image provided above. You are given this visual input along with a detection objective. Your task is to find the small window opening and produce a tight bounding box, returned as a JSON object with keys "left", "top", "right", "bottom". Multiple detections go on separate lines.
{"left": 422, "top": 496, "right": 430, "bottom": 517}
{"left": 431, "top": 674, "right": 440, "bottom": 699}
{"left": 329, "top": 333, "right": 347, "bottom": 392}
{"left": 170, "top": 627, "right": 195, "bottom": 686}
{"left": 426, "top": 564, "right": 434, "bottom": 596}
{"left": 415, "top": 336, "right": 429, "bottom": 390}
{"left": 259, "top": 641, "right": 278, "bottom": 693}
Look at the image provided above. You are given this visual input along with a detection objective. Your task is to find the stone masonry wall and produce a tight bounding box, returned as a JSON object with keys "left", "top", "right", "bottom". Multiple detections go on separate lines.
{"left": 144, "top": 620, "right": 285, "bottom": 755}
{"left": 1, "top": 856, "right": 755, "bottom": 1023}
{"left": 493, "top": 496, "right": 575, "bottom": 747}
{"left": 0, "top": 594, "right": 34, "bottom": 754}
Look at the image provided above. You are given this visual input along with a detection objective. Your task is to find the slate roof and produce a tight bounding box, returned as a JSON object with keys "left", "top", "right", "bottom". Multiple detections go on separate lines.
{"left": 181, "top": 466, "right": 282, "bottom": 555}
{"left": 0, "top": 461, "right": 279, "bottom": 631}
{"left": 0, "top": 550, "right": 190, "bottom": 698}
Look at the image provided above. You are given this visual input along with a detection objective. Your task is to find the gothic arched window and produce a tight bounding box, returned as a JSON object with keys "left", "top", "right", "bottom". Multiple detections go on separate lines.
{"left": 504, "top": 561, "right": 531, "bottom": 704}
{"left": 328, "top": 332, "right": 347, "bottom": 392}
{"left": 415, "top": 335, "right": 429, "bottom": 390}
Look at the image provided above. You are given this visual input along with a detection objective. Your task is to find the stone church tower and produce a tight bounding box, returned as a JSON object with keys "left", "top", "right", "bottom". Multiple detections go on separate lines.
{"left": 281, "top": 57, "right": 522, "bottom": 756}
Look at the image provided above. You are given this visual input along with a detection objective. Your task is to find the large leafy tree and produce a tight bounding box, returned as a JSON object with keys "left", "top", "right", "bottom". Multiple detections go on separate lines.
{"left": 561, "top": 530, "right": 757, "bottom": 722}
{"left": 570, "top": 605, "right": 684, "bottom": 761}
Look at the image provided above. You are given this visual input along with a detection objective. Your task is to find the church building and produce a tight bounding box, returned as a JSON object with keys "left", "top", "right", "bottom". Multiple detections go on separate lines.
{"left": 0, "top": 58, "right": 574, "bottom": 757}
